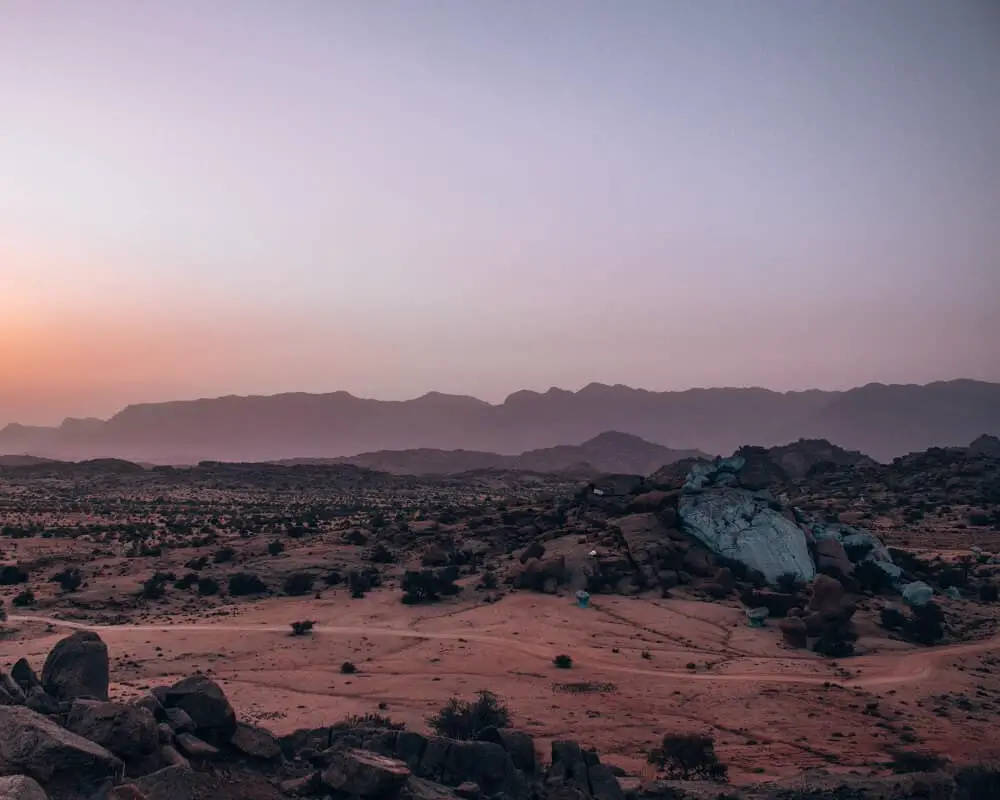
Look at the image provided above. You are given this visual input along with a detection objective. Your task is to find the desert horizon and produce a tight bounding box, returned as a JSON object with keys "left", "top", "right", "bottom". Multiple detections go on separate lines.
{"left": 4, "top": 2, "right": 1000, "bottom": 798}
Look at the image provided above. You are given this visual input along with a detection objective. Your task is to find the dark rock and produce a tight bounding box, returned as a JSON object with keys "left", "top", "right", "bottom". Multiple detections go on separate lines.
{"left": 681, "top": 546, "right": 714, "bottom": 577}
{"left": 419, "top": 736, "right": 452, "bottom": 779}
{"left": 814, "top": 538, "right": 854, "bottom": 577}
{"left": 230, "top": 722, "right": 281, "bottom": 760}
{"left": 454, "top": 781, "right": 481, "bottom": 799}
{"left": 134, "top": 765, "right": 200, "bottom": 800}
{"left": 0, "top": 673, "right": 25, "bottom": 706}
{"left": 131, "top": 693, "right": 165, "bottom": 722}
{"left": 65, "top": 699, "right": 159, "bottom": 759}
{"left": 406, "top": 776, "right": 461, "bottom": 800}
{"left": 809, "top": 574, "right": 846, "bottom": 615}
{"left": 280, "top": 773, "right": 320, "bottom": 796}
{"left": 0, "top": 705, "right": 121, "bottom": 783}
{"left": 280, "top": 726, "right": 332, "bottom": 758}
{"left": 41, "top": 631, "right": 110, "bottom": 702}
{"left": 322, "top": 748, "right": 411, "bottom": 796}
{"left": 548, "top": 741, "right": 590, "bottom": 794}
{"left": 0, "top": 775, "right": 49, "bottom": 800}
{"left": 588, "top": 763, "right": 625, "bottom": 800}
{"left": 778, "top": 617, "right": 809, "bottom": 648}
{"left": 158, "top": 745, "right": 189, "bottom": 769}
{"left": 443, "top": 740, "right": 519, "bottom": 795}
{"left": 742, "top": 589, "right": 801, "bottom": 618}
{"left": 174, "top": 732, "right": 220, "bottom": 760}
{"left": 478, "top": 727, "right": 536, "bottom": 774}
{"left": 24, "top": 688, "right": 59, "bottom": 716}
{"left": 394, "top": 730, "right": 429, "bottom": 769}
{"left": 519, "top": 542, "right": 545, "bottom": 564}
{"left": 10, "top": 659, "right": 43, "bottom": 695}
{"left": 162, "top": 675, "right": 236, "bottom": 742}
{"left": 713, "top": 567, "right": 735, "bottom": 592}
{"left": 157, "top": 723, "right": 174, "bottom": 744}
{"left": 164, "top": 707, "right": 196, "bottom": 734}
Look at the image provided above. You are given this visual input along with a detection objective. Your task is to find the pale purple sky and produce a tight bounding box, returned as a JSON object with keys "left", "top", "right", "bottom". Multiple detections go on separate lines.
{"left": 2, "top": 1, "right": 999, "bottom": 426}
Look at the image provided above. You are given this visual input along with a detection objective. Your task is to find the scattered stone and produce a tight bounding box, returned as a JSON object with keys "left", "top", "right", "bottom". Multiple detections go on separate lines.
{"left": 174, "top": 732, "right": 221, "bottom": 760}
{"left": 164, "top": 707, "right": 195, "bottom": 734}
{"left": 229, "top": 722, "right": 281, "bottom": 760}
{"left": 321, "top": 749, "right": 411, "bottom": 796}
{"left": 779, "top": 616, "right": 809, "bottom": 648}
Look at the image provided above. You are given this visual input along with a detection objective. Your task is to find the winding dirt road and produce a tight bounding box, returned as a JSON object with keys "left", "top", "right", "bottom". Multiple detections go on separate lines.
{"left": 10, "top": 613, "right": 1000, "bottom": 690}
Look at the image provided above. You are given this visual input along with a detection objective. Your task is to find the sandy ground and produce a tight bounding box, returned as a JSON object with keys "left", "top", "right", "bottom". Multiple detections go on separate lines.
{"left": 6, "top": 590, "right": 1000, "bottom": 783}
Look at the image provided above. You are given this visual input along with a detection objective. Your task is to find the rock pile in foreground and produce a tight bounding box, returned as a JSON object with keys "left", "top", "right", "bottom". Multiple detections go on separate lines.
{"left": 0, "top": 630, "right": 992, "bottom": 799}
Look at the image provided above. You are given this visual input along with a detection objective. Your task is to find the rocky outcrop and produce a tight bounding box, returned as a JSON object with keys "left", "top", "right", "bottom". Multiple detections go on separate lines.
{"left": 162, "top": 675, "right": 237, "bottom": 743}
{"left": 41, "top": 631, "right": 109, "bottom": 702}
{"left": 322, "top": 749, "right": 411, "bottom": 796}
{"left": 65, "top": 700, "right": 159, "bottom": 759}
{"left": 679, "top": 488, "right": 815, "bottom": 585}
{"left": 0, "top": 705, "right": 121, "bottom": 783}
{"left": 0, "top": 775, "right": 49, "bottom": 800}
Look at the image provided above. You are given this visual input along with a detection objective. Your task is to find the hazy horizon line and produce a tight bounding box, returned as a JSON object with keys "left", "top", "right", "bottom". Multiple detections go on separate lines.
{"left": 5, "top": 375, "right": 995, "bottom": 431}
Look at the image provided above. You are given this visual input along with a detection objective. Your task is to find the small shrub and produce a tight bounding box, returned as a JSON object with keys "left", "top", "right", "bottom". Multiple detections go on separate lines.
{"left": 979, "top": 583, "right": 999, "bottom": 603}
{"left": 12, "top": 589, "right": 35, "bottom": 607}
{"left": 401, "top": 568, "right": 461, "bottom": 605}
{"left": 213, "top": 547, "right": 235, "bottom": 564}
{"left": 553, "top": 654, "right": 573, "bottom": 669}
{"left": 141, "top": 572, "right": 171, "bottom": 600}
{"left": 479, "top": 571, "right": 499, "bottom": 590}
{"left": 185, "top": 556, "right": 209, "bottom": 571}
{"left": 267, "top": 540, "right": 284, "bottom": 556}
{"left": 429, "top": 690, "right": 511, "bottom": 740}
{"left": 324, "top": 569, "right": 343, "bottom": 586}
{"left": 954, "top": 763, "right": 1000, "bottom": 798}
{"left": 368, "top": 543, "right": 395, "bottom": 564}
{"left": 50, "top": 567, "right": 83, "bottom": 592}
{"left": 0, "top": 566, "right": 28, "bottom": 586}
{"left": 228, "top": 572, "right": 267, "bottom": 596}
{"left": 284, "top": 572, "right": 315, "bottom": 597}
{"left": 333, "top": 713, "right": 403, "bottom": 731}
{"left": 197, "top": 577, "right": 220, "bottom": 596}
{"left": 174, "top": 572, "right": 199, "bottom": 590}
{"left": 879, "top": 606, "right": 907, "bottom": 630}
{"left": 290, "top": 620, "right": 314, "bottom": 636}
{"left": 340, "top": 661, "right": 357, "bottom": 674}
{"left": 647, "top": 733, "right": 728, "bottom": 781}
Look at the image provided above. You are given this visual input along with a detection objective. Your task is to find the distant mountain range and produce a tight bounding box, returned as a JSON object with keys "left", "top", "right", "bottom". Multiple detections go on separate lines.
{"left": 1, "top": 379, "right": 998, "bottom": 464}
{"left": 278, "top": 431, "right": 711, "bottom": 476}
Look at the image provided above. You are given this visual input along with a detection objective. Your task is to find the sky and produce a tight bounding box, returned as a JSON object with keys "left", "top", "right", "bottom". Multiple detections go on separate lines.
{"left": 2, "top": 1, "right": 999, "bottom": 427}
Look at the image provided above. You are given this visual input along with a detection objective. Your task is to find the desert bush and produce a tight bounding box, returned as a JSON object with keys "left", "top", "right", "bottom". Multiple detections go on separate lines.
{"left": 0, "top": 565, "right": 28, "bottom": 586}
{"left": 174, "top": 572, "right": 199, "bottom": 590}
{"left": 429, "top": 690, "right": 511, "bottom": 740}
{"left": 979, "top": 583, "right": 999, "bottom": 603}
{"left": 213, "top": 547, "right": 235, "bottom": 564}
{"left": 290, "top": 620, "right": 314, "bottom": 636}
{"left": 324, "top": 569, "right": 343, "bottom": 586}
{"left": 185, "top": 556, "right": 209, "bottom": 571}
{"left": 340, "top": 661, "right": 357, "bottom": 674}
{"left": 141, "top": 572, "right": 172, "bottom": 600}
{"left": 332, "top": 712, "right": 403, "bottom": 731}
{"left": 879, "top": 606, "right": 907, "bottom": 630}
{"left": 853, "top": 560, "right": 894, "bottom": 593}
{"left": 197, "top": 577, "right": 220, "bottom": 596}
{"left": 553, "top": 654, "right": 573, "bottom": 669}
{"left": 12, "top": 589, "right": 35, "bottom": 607}
{"left": 401, "top": 568, "right": 461, "bottom": 605}
{"left": 228, "top": 572, "right": 268, "bottom": 596}
{"left": 887, "top": 748, "right": 948, "bottom": 774}
{"left": 647, "top": 733, "right": 728, "bottom": 781}
{"left": 479, "top": 570, "right": 499, "bottom": 590}
{"left": 51, "top": 567, "right": 83, "bottom": 593}
{"left": 954, "top": 762, "right": 1000, "bottom": 798}
{"left": 368, "top": 543, "right": 395, "bottom": 564}
{"left": 267, "top": 540, "right": 284, "bottom": 556}
{"left": 903, "top": 602, "right": 944, "bottom": 644}
{"left": 283, "top": 572, "right": 315, "bottom": 596}
{"left": 348, "top": 567, "right": 381, "bottom": 598}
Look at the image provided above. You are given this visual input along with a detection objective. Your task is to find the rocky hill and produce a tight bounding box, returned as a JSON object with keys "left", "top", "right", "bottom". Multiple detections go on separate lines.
{"left": 1, "top": 380, "right": 998, "bottom": 464}
{"left": 305, "top": 432, "right": 710, "bottom": 476}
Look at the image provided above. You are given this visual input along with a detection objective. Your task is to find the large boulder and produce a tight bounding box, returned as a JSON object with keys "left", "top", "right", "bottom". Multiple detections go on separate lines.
{"left": 322, "top": 749, "right": 411, "bottom": 797}
{"left": 41, "top": 631, "right": 109, "bottom": 702}
{"left": 808, "top": 575, "right": 846, "bottom": 616}
{"left": 65, "top": 699, "right": 159, "bottom": 759}
{"left": 779, "top": 617, "right": 808, "bottom": 648}
{"left": 134, "top": 765, "right": 201, "bottom": 800}
{"left": 613, "top": 514, "right": 670, "bottom": 577}
{"left": 0, "top": 705, "right": 121, "bottom": 783}
{"left": 0, "top": 775, "right": 49, "bottom": 800}
{"left": 162, "top": 676, "right": 236, "bottom": 742}
{"left": 679, "top": 488, "right": 815, "bottom": 585}
{"left": 229, "top": 722, "right": 281, "bottom": 760}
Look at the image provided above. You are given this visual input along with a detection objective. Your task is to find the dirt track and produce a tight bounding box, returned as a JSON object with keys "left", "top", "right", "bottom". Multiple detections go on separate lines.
{"left": 11, "top": 612, "right": 1000, "bottom": 690}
